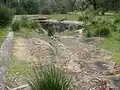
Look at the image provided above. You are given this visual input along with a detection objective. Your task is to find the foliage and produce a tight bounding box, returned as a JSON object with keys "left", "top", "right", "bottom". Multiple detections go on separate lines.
{"left": 48, "top": 26, "right": 55, "bottom": 37}
{"left": 29, "top": 20, "right": 39, "bottom": 29}
{"left": 41, "top": 6, "right": 52, "bottom": 14}
{"left": 0, "top": 5, "right": 14, "bottom": 27}
{"left": 15, "top": 7, "right": 27, "bottom": 15}
{"left": 93, "top": 25, "right": 110, "bottom": 37}
{"left": 28, "top": 66, "right": 72, "bottom": 90}
{"left": 20, "top": 0, "right": 40, "bottom": 14}
{"left": 84, "top": 29, "right": 93, "bottom": 37}
{"left": 78, "top": 14, "right": 89, "bottom": 21}
{"left": 83, "top": 13, "right": 111, "bottom": 37}
{"left": 20, "top": 16, "right": 29, "bottom": 28}
{"left": 11, "top": 20, "right": 21, "bottom": 31}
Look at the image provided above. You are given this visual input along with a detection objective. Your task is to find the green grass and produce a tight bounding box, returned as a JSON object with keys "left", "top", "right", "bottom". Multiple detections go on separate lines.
{"left": 7, "top": 56, "right": 32, "bottom": 79}
{"left": 6, "top": 55, "right": 32, "bottom": 88}
{"left": 48, "top": 14, "right": 80, "bottom": 20}
{"left": 0, "top": 28, "right": 8, "bottom": 46}
{"left": 102, "top": 32, "right": 120, "bottom": 65}
{"left": 14, "top": 28, "right": 37, "bottom": 38}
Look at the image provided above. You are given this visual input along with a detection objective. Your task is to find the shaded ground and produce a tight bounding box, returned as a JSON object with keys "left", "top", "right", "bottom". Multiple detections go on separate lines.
{"left": 7, "top": 34, "right": 120, "bottom": 90}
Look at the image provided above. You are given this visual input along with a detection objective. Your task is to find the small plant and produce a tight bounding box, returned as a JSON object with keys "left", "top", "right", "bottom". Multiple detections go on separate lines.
{"left": 28, "top": 66, "right": 72, "bottom": 90}
{"left": 11, "top": 20, "right": 21, "bottom": 31}
{"left": 0, "top": 5, "right": 14, "bottom": 27}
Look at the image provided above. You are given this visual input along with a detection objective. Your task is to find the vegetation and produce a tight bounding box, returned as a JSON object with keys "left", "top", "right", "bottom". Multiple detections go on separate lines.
{"left": 6, "top": 56, "right": 32, "bottom": 88}
{"left": 11, "top": 20, "right": 21, "bottom": 31}
{"left": 0, "top": 28, "right": 8, "bottom": 46}
{"left": 1, "top": 0, "right": 120, "bottom": 89}
{"left": 7, "top": 56, "right": 31, "bottom": 79}
{"left": 0, "top": 5, "right": 14, "bottom": 27}
{"left": 20, "top": 16, "right": 29, "bottom": 28}
{"left": 28, "top": 66, "right": 72, "bottom": 90}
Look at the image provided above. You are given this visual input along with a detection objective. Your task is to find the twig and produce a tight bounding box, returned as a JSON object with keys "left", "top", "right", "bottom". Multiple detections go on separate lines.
{"left": 10, "top": 84, "right": 28, "bottom": 90}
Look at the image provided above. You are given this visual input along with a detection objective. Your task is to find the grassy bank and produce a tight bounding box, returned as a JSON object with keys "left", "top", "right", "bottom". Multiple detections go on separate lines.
{"left": 102, "top": 32, "right": 120, "bottom": 65}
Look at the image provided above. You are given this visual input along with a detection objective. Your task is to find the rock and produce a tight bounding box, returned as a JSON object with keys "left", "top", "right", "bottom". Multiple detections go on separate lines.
{"left": 74, "top": 28, "right": 84, "bottom": 35}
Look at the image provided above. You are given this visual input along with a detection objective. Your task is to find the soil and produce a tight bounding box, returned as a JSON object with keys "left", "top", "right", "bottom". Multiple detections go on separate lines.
{"left": 11, "top": 35, "right": 120, "bottom": 90}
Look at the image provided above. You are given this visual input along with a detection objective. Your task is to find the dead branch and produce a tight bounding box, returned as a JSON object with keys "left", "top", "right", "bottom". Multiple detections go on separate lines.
{"left": 10, "top": 84, "right": 28, "bottom": 90}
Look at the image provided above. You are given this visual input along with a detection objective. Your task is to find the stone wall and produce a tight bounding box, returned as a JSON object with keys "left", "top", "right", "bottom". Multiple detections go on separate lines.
{"left": 0, "top": 32, "right": 14, "bottom": 90}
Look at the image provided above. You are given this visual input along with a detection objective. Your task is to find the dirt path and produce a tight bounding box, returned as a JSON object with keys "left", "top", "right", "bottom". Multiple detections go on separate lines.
{"left": 12, "top": 36, "right": 120, "bottom": 90}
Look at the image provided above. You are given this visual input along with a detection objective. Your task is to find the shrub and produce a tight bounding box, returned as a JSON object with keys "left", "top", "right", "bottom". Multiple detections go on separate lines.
{"left": 28, "top": 66, "right": 72, "bottom": 90}
{"left": 0, "top": 5, "right": 14, "bottom": 27}
{"left": 11, "top": 20, "right": 21, "bottom": 31}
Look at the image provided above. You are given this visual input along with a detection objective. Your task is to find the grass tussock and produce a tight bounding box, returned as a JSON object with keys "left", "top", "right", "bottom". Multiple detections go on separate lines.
{"left": 28, "top": 66, "right": 72, "bottom": 90}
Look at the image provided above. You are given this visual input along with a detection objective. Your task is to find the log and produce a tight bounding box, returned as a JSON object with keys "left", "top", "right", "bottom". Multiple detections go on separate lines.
{"left": 0, "top": 32, "right": 14, "bottom": 90}
{"left": 39, "top": 19, "right": 84, "bottom": 26}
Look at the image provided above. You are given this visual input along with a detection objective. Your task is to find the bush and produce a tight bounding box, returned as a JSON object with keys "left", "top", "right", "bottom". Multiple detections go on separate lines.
{"left": 0, "top": 5, "right": 14, "bottom": 27}
{"left": 28, "top": 66, "right": 72, "bottom": 90}
{"left": 11, "top": 20, "right": 21, "bottom": 31}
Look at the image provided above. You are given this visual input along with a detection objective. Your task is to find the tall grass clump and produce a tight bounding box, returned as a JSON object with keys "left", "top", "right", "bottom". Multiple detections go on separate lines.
{"left": 94, "top": 25, "right": 110, "bottom": 37}
{"left": 28, "top": 66, "right": 72, "bottom": 90}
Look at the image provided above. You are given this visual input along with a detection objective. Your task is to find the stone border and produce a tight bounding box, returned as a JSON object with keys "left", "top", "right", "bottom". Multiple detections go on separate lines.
{"left": 0, "top": 32, "right": 14, "bottom": 90}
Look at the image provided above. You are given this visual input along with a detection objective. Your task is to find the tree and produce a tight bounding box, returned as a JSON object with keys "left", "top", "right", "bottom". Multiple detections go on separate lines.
{"left": 20, "top": 0, "right": 40, "bottom": 14}
{"left": 88, "top": 0, "right": 97, "bottom": 10}
{"left": 67, "top": 0, "right": 77, "bottom": 12}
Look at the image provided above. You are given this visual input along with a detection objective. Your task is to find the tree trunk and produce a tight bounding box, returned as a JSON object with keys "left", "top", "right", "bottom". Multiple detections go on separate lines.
{"left": 93, "top": 0, "right": 97, "bottom": 10}
{"left": 4, "top": 0, "right": 7, "bottom": 5}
